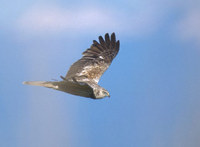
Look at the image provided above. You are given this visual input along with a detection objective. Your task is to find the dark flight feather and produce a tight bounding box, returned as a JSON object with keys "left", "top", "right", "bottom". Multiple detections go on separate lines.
{"left": 65, "top": 33, "right": 120, "bottom": 83}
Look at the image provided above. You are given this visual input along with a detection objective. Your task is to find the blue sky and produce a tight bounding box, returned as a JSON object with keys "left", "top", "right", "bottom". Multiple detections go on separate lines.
{"left": 1, "top": 0, "right": 200, "bottom": 147}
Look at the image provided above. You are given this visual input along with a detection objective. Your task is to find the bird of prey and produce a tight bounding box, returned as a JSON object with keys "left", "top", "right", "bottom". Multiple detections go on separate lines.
{"left": 23, "top": 33, "right": 120, "bottom": 99}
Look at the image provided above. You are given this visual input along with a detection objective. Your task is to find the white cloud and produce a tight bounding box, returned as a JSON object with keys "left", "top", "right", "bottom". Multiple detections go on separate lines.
{"left": 176, "top": 8, "right": 200, "bottom": 45}
{"left": 170, "top": 0, "right": 200, "bottom": 46}
{"left": 16, "top": 3, "right": 164, "bottom": 37}
{"left": 17, "top": 5, "right": 118, "bottom": 34}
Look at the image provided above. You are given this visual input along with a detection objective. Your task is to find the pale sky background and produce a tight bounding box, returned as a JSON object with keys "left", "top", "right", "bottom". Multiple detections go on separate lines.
{"left": 1, "top": 0, "right": 200, "bottom": 147}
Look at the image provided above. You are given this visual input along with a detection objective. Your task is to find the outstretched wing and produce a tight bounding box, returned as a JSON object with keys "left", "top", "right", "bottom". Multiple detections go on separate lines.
{"left": 65, "top": 32, "right": 120, "bottom": 83}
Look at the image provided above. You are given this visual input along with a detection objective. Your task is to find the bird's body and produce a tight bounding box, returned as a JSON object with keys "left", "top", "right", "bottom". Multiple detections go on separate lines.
{"left": 23, "top": 33, "right": 120, "bottom": 99}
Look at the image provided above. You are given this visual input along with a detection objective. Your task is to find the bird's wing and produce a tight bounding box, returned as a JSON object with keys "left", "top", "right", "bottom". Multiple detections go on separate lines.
{"left": 64, "top": 32, "right": 120, "bottom": 83}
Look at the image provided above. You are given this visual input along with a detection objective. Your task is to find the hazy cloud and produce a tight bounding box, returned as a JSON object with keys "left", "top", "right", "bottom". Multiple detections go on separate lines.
{"left": 16, "top": 5, "right": 118, "bottom": 33}
{"left": 175, "top": 5, "right": 200, "bottom": 45}
{"left": 16, "top": 3, "right": 165, "bottom": 37}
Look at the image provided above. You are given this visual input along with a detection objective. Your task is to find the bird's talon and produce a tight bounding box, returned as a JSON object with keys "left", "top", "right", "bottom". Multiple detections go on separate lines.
{"left": 60, "top": 76, "right": 67, "bottom": 81}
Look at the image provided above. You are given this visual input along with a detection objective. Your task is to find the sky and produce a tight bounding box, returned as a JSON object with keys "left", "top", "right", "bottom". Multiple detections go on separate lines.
{"left": 1, "top": 0, "right": 200, "bottom": 147}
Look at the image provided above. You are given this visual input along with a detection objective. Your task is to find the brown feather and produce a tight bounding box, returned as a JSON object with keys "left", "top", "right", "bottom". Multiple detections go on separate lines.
{"left": 65, "top": 33, "right": 120, "bottom": 83}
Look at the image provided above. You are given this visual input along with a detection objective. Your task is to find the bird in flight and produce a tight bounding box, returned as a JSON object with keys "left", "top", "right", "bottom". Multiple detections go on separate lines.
{"left": 23, "top": 33, "right": 120, "bottom": 99}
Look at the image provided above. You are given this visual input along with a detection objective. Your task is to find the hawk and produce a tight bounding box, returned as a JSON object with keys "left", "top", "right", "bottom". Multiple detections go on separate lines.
{"left": 23, "top": 33, "right": 120, "bottom": 99}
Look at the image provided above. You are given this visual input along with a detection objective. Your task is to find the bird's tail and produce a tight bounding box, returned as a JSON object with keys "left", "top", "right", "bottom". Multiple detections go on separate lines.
{"left": 23, "top": 81, "right": 58, "bottom": 89}
{"left": 23, "top": 80, "right": 95, "bottom": 98}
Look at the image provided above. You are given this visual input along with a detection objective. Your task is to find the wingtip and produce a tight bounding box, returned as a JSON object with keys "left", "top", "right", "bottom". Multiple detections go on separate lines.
{"left": 98, "top": 35, "right": 104, "bottom": 41}
{"left": 111, "top": 32, "right": 115, "bottom": 36}
{"left": 111, "top": 32, "right": 116, "bottom": 36}
{"left": 99, "top": 32, "right": 116, "bottom": 40}
{"left": 116, "top": 40, "right": 120, "bottom": 49}
{"left": 105, "top": 33, "right": 109, "bottom": 37}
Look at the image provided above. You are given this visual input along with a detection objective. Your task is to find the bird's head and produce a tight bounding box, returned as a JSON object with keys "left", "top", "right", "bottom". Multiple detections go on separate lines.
{"left": 94, "top": 88, "right": 110, "bottom": 99}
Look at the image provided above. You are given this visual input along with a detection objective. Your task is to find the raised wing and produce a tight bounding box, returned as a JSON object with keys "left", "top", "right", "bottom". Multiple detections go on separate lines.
{"left": 65, "top": 32, "right": 120, "bottom": 83}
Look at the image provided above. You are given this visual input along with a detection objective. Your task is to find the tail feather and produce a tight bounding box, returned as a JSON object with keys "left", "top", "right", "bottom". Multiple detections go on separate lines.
{"left": 23, "top": 81, "right": 57, "bottom": 89}
{"left": 23, "top": 80, "right": 95, "bottom": 98}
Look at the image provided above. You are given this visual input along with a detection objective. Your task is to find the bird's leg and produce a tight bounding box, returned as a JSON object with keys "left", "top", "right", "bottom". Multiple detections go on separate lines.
{"left": 60, "top": 76, "right": 67, "bottom": 81}
{"left": 60, "top": 76, "right": 83, "bottom": 85}
{"left": 51, "top": 79, "right": 58, "bottom": 81}
{"left": 72, "top": 76, "right": 89, "bottom": 86}
{"left": 72, "top": 77, "right": 79, "bottom": 84}
{"left": 60, "top": 76, "right": 83, "bottom": 86}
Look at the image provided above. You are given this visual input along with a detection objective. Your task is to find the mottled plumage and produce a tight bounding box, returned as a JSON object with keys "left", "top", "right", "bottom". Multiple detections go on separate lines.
{"left": 23, "top": 33, "right": 120, "bottom": 99}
